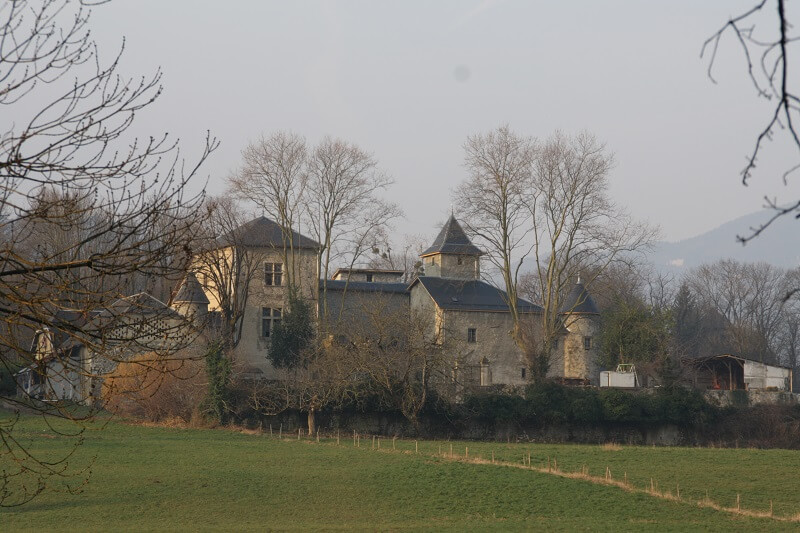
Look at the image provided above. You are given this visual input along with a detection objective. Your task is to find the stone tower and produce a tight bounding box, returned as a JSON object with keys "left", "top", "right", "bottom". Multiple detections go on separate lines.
{"left": 558, "top": 278, "right": 600, "bottom": 384}
{"left": 419, "top": 215, "right": 482, "bottom": 280}
{"left": 172, "top": 272, "right": 209, "bottom": 325}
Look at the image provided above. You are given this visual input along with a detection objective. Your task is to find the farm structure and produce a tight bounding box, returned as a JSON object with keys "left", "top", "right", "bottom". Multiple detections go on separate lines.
{"left": 15, "top": 294, "right": 197, "bottom": 404}
{"left": 686, "top": 354, "right": 793, "bottom": 392}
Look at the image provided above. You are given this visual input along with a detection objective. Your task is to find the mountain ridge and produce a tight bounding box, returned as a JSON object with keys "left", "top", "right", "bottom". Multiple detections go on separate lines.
{"left": 650, "top": 209, "right": 800, "bottom": 272}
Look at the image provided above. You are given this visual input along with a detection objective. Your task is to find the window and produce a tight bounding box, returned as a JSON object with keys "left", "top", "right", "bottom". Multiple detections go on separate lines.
{"left": 457, "top": 256, "right": 463, "bottom": 265}
{"left": 521, "top": 368, "right": 526, "bottom": 380}
{"left": 584, "top": 336, "right": 592, "bottom": 350}
{"left": 467, "top": 328, "right": 477, "bottom": 343}
{"left": 366, "top": 273, "right": 373, "bottom": 282}
{"left": 264, "top": 263, "right": 283, "bottom": 286}
{"left": 553, "top": 338, "right": 558, "bottom": 349}
{"left": 261, "top": 307, "right": 282, "bottom": 337}
{"left": 480, "top": 358, "right": 491, "bottom": 386}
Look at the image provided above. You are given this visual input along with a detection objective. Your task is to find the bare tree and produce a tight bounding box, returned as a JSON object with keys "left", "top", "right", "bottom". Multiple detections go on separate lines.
{"left": 305, "top": 136, "right": 397, "bottom": 322}
{"left": 192, "top": 197, "right": 262, "bottom": 352}
{"left": 527, "top": 132, "right": 655, "bottom": 378}
{"left": 687, "top": 259, "right": 788, "bottom": 363}
{"left": 454, "top": 125, "right": 535, "bottom": 342}
{"left": 0, "top": 0, "right": 216, "bottom": 506}
{"left": 703, "top": 1, "right": 800, "bottom": 240}
{"left": 229, "top": 132, "right": 308, "bottom": 290}
{"left": 327, "top": 200, "right": 403, "bottom": 322}
{"left": 367, "top": 233, "right": 428, "bottom": 282}
{"left": 333, "top": 296, "right": 444, "bottom": 430}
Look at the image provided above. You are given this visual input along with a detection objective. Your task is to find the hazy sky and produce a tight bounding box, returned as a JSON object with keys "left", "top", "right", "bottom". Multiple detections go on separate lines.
{"left": 88, "top": 0, "right": 799, "bottom": 244}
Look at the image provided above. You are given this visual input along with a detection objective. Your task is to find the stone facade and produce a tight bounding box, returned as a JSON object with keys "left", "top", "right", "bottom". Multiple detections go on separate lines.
{"left": 231, "top": 247, "right": 317, "bottom": 378}
{"left": 185, "top": 214, "right": 601, "bottom": 387}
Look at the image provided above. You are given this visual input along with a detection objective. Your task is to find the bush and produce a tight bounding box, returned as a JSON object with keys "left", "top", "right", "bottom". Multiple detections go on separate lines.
{"left": 464, "top": 382, "right": 716, "bottom": 428}
{"left": 463, "top": 392, "right": 527, "bottom": 423}
{"left": 103, "top": 349, "right": 206, "bottom": 423}
{"left": 0, "top": 360, "right": 24, "bottom": 396}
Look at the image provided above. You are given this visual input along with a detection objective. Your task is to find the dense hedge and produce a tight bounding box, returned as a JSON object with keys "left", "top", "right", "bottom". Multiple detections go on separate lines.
{"left": 0, "top": 361, "right": 23, "bottom": 396}
{"left": 462, "top": 383, "right": 717, "bottom": 428}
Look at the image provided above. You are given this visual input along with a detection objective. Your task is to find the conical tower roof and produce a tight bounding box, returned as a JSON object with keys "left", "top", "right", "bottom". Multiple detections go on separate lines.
{"left": 559, "top": 278, "right": 599, "bottom": 314}
{"left": 420, "top": 215, "right": 482, "bottom": 257}
{"left": 173, "top": 272, "right": 210, "bottom": 305}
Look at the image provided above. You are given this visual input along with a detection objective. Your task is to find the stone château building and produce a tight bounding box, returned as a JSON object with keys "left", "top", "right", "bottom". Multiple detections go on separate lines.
{"left": 175, "top": 214, "right": 601, "bottom": 387}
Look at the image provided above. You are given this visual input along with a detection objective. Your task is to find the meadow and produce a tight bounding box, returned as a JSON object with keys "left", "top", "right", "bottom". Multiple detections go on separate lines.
{"left": 2, "top": 413, "right": 799, "bottom": 531}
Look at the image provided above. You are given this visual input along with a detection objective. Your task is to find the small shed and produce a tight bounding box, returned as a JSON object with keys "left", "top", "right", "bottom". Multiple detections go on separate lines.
{"left": 686, "top": 354, "right": 793, "bottom": 392}
{"left": 600, "top": 363, "right": 641, "bottom": 389}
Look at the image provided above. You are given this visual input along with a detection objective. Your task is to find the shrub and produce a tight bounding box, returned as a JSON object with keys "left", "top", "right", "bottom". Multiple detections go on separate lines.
{"left": 464, "top": 383, "right": 716, "bottom": 428}
{"left": 0, "top": 360, "right": 24, "bottom": 396}
{"left": 103, "top": 349, "right": 206, "bottom": 423}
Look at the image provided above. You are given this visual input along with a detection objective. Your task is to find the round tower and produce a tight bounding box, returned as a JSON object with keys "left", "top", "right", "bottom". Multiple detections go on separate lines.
{"left": 172, "top": 272, "right": 209, "bottom": 326}
{"left": 558, "top": 278, "right": 600, "bottom": 384}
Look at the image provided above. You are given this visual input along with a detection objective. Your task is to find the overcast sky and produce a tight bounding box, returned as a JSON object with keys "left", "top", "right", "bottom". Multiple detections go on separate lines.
{"left": 89, "top": 0, "right": 799, "bottom": 244}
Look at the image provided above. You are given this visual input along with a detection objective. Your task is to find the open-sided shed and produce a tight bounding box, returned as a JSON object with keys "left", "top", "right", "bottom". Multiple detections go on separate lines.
{"left": 686, "top": 354, "right": 793, "bottom": 392}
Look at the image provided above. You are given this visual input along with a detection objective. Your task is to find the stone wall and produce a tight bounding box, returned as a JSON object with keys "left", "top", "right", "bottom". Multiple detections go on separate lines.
{"left": 440, "top": 308, "right": 530, "bottom": 386}
{"left": 422, "top": 253, "right": 479, "bottom": 280}
{"left": 560, "top": 314, "right": 600, "bottom": 384}
{"left": 235, "top": 247, "right": 318, "bottom": 378}
{"left": 704, "top": 389, "right": 800, "bottom": 407}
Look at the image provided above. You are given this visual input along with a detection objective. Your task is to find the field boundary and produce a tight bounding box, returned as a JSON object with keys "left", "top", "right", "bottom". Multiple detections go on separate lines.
{"left": 275, "top": 432, "right": 800, "bottom": 524}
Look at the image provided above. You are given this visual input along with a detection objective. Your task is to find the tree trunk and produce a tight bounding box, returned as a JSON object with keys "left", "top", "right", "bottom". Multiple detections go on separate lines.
{"left": 307, "top": 406, "right": 316, "bottom": 436}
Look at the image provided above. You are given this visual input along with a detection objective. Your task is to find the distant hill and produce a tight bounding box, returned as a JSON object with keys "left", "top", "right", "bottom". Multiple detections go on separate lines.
{"left": 650, "top": 210, "right": 800, "bottom": 273}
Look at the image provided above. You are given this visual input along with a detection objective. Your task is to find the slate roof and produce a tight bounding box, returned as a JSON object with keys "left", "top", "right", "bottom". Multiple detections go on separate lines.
{"left": 412, "top": 276, "right": 541, "bottom": 312}
{"left": 322, "top": 279, "right": 409, "bottom": 294}
{"left": 221, "top": 216, "right": 320, "bottom": 250}
{"left": 173, "top": 272, "right": 210, "bottom": 305}
{"left": 420, "top": 215, "right": 483, "bottom": 257}
{"left": 559, "top": 281, "right": 599, "bottom": 314}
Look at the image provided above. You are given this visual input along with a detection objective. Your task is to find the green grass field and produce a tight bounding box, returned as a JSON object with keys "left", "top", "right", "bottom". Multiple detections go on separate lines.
{"left": 2, "top": 414, "right": 799, "bottom": 531}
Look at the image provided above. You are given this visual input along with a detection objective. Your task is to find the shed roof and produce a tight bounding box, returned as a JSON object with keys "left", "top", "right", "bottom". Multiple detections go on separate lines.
{"left": 103, "top": 293, "right": 183, "bottom": 320}
{"left": 420, "top": 215, "right": 482, "bottom": 257}
{"left": 684, "top": 354, "right": 792, "bottom": 370}
{"left": 411, "top": 276, "right": 541, "bottom": 312}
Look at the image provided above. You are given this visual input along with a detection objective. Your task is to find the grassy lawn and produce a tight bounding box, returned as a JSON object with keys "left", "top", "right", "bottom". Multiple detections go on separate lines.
{"left": 387, "top": 438, "right": 800, "bottom": 518}
{"left": 1, "top": 414, "right": 797, "bottom": 531}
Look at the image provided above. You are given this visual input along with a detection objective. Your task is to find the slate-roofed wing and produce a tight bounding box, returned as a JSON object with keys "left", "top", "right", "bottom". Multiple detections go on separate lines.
{"left": 414, "top": 276, "right": 541, "bottom": 312}
{"left": 219, "top": 216, "right": 320, "bottom": 249}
